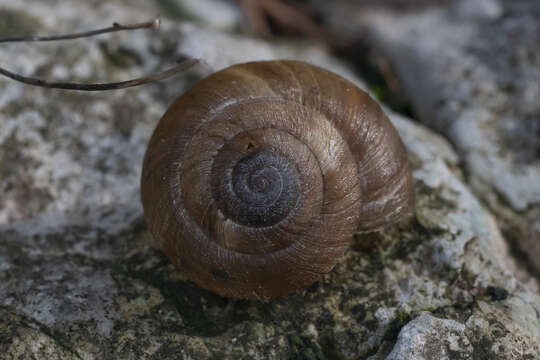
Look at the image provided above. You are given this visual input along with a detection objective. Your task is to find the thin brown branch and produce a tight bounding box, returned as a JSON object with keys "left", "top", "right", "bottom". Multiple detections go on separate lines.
{"left": 239, "top": 0, "right": 272, "bottom": 37}
{"left": 0, "top": 18, "right": 161, "bottom": 43}
{"left": 0, "top": 18, "right": 199, "bottom": 91}
{"left": 237, "top": 0, "right": 332, "bottom": 43}
{"left": 260, "top": 0, "right": 330, "bottom": 42}
{"left": 0, "top": 59, "right": 199, "bottom": 91}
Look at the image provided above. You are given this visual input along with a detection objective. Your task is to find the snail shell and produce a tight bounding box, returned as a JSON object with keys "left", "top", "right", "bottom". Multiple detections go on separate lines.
{"left": 141, "top": 60, "right": 414, "bottom": 299}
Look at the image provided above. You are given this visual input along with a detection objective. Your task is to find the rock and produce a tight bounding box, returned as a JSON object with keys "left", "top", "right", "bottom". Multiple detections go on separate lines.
{"left": 310, "top": 0, "right": 540, "bottom": 277}
{"left": 383, "top": 312, "right": 471, "bottom": 360}
{"left": 382, "top": 307, "right": 540, "bottom": 360}
{"left": 165, "top": 0, "right": 242, "bottom": 30}
{"left": 0, "top": 1, "right": 539, "bottom": 359}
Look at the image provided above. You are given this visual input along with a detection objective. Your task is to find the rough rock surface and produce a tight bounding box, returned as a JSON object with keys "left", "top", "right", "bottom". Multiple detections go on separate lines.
{"left": 0, "top": 0, "right": 539, "bottom": 359}
{"left": 310, "top": 0, "right": 540, "bottom": 278}
{"left": 385, "top": 312, "right": 471, "bottom": 360}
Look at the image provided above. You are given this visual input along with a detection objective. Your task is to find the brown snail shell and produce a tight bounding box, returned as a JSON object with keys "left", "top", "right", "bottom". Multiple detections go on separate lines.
{"left": 141, "top": 60, "right": 414, "bottom": 300}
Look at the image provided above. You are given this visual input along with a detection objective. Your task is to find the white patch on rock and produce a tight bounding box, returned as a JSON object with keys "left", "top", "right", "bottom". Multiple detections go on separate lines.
{"left": 386, "top": 312, "right": 471, "bottom": 360}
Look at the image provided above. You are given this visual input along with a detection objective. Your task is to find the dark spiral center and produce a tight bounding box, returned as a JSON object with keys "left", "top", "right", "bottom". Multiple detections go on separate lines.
{"left": 214, "top": 149, "right": 300, "bottom": 227}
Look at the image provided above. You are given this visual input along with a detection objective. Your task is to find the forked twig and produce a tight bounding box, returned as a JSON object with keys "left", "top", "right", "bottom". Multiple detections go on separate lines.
{"left": 0, "top": 18, "right": 199, "bottom": 91}
{"left": 0, "top": 19, "right": 161, "bottom": 43}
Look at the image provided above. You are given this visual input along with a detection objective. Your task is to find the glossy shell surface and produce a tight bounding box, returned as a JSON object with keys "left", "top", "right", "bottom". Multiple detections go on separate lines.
{"left": 141, "top": 60, "right": 414, "bottom": 299}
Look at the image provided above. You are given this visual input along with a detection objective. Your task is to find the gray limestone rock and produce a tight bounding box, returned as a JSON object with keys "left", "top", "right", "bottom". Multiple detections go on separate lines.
{"left": 0, "top": 0, "right": 539, "bottom": 359}
{"left": 384, "top": 312, "right": 471, "bottom": 360}
{"left": 310, "top": 0, "right": 540, "bottom": 277}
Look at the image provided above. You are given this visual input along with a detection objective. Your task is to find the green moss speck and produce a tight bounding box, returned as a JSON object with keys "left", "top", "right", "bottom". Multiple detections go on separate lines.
{"left": 397, "top": 310, "right": 409, "bottom": 324}
{"left": 383, "top": 310, "right": 411, "bottom": 341}
{"left": 287, "top": 334, "right": 326, "bottom": 360}
{"left": 369, "top": 85, "right": 386, "bottom": 102}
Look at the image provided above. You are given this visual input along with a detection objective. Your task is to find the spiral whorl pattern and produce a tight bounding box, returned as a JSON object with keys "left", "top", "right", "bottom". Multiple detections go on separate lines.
{"left": 141, "top": 60, "right": 414, "bottom": 299}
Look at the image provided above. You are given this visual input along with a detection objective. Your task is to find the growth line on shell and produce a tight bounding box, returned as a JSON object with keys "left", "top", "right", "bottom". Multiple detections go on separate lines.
{"left": 0, "top": 18, "right": 199, "bottom": 90}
